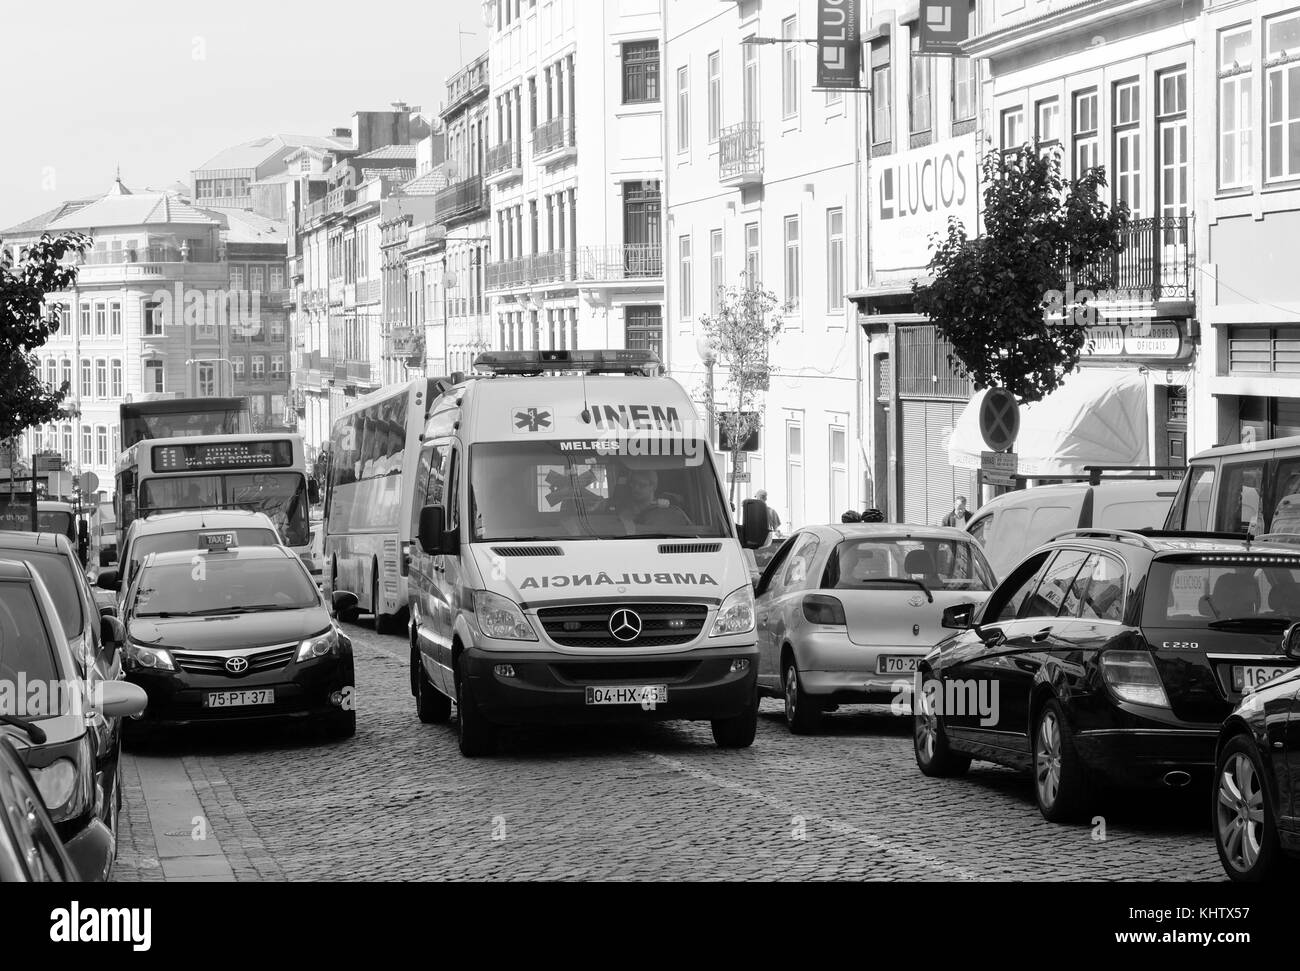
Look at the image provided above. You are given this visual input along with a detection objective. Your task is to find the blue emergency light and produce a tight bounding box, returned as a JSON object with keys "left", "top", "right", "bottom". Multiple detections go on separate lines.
{"left": 472, "top": 349, "right": 662, "bottom": 376}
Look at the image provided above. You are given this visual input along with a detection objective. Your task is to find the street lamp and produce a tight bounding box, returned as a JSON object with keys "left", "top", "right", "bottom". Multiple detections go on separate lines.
{"left": 696, "top": 335, "right": 720, "bottom": 449}
{"left": 185, "top": 358, "right": 236, "bottom": 397}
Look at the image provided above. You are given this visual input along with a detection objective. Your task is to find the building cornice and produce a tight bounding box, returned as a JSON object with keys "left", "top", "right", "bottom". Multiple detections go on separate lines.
{"left": 965, "top": 0, "right": 1189, "bottom": 60}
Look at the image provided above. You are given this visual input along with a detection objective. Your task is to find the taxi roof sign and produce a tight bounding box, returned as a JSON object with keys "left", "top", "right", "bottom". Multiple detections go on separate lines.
{"left": 473, "top": 349, "right": 661, "bottom": 377}
{"left": 198, "top": 531, "right": 237, "bottom": 552}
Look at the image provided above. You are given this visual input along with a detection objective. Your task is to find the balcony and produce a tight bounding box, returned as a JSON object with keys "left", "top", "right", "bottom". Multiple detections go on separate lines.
{"left": 486, "top": 141, "right": 521, "bottom": 184}
{"left": 82, "top": 245, "right": 218, "bottom": 265}
{"left": 264, "top": 289, "right": 292, "bottom": 308}
{"left": 303, "top": 199, "right": 328, "bottom": 226}
{"left": 1060, "top": 216, "right": 1195, "bottom": 305}
{"left": 579, "top": 244, "right": 663, "bottom": 283}
{"left": 434, "top": 175, "right": 487, "bottom": 223}
{"left": 356, "top": 279, "right": 382, "bottom": 304}
{"left": 719, "top": 123, "right": 764, "bottom": 187}
{"left": 332, "top": 360, "right": 373, "bottom": 386}
{"left": 326, "top": 186, "right": 355, "bottom": 216}
{"left": 485, "top": 251, "right": 577, "bottom": 291}
{"left": 444, "top": 54, "right": 490, "bottom": 117}
{"left": 532, "top": 116, "right": 576, "bottom": 164}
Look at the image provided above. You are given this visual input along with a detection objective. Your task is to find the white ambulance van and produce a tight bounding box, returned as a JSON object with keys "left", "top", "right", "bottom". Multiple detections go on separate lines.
{"left": 406, "top": 350, "right": 769, "bottom": 756}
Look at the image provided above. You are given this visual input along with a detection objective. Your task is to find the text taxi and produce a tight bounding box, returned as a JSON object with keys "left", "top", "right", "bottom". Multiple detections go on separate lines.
{"left": 405, "top": 349, "right": 770, "bottom": 756}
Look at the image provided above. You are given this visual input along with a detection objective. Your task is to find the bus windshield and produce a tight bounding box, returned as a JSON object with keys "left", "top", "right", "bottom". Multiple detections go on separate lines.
{"left": 120, "top": 398, "right": 251, "bottom": 448}
{"left": 139, "top": 473, "right": 309, "bottom": 546}
{"left": 468, "top": 441, "right": 731, "bottom": 541}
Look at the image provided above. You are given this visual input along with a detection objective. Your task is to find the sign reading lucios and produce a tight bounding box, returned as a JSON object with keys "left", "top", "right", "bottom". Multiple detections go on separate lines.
{"left": 870, "top": 133, "right": 978, "bottom": 273}
{"left": 816, "top": 0, "right": 864, "bottom": 89}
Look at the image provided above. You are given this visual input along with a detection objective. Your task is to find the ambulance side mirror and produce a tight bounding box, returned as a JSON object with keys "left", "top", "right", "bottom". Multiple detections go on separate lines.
{"left": 738, "top": 499, "right": 770, "bottom": 550}
{"left": 417, "top": 506, "right": 457, "bottom": 556}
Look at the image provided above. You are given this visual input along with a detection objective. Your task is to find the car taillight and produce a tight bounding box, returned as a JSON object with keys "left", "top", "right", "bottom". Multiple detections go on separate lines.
{"left": 400, "top": 541, "right": 411, "bottom": 577}
{"left": 1100, "top": 650, "right": 1170, "bottom": 708}
{"left": 803, "top": 594, "right": 846, "bottom": 626}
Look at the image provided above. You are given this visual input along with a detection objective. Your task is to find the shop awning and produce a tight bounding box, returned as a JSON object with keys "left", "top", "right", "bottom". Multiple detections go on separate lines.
{"left": 948, "top": 368, "right": 1148, "bottom": 476}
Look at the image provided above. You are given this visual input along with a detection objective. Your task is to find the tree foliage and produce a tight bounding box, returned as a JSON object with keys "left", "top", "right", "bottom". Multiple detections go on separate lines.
{"left": 0, "top": 232, "right": 91, "bottom": 440}
{"left": 913, "top": 147, "right": 1130, "bottom": 404}
{"left": 697, "top": 281, "right": 788, "bottom": 505}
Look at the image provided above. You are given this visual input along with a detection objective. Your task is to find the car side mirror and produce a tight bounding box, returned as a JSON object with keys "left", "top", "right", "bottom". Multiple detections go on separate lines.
{"left": 332, "top": 590, "right": 359, "bottom": 617}
{"left": 99, "top": 615, "right": 125, "bottom": 650}
{"left": 417, "top": 505, "right": 452, "bottom": 556}
{"left": 1284, "top": 623, "right": 1300, "bottom": 660}
{"left": 941, "top": 602, "right": 978, "bottom": 630}
{"left": 738, "top": 499, "right": 770, "bottom": 550}
{"left": 99, "top": 604, "right": 118, "bottom": 619}
{"left": 96, "top": 569, "right": 119, "bottom": 591}
{"left": 96, "top": 680, "right": 148, "bottom": 719}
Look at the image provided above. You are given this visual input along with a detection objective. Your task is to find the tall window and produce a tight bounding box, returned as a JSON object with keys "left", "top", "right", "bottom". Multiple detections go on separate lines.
{"left": 80, "top": 359, "right": 91, "bottom": 399}
{"left": 743, "top": 36, "right": 760, "bottom": 127}
{"left": 79, "top": 304, "right": 90, "bottom": 336}
{"left": 252, "top": 355, "right": 266, "bottom": 379}
{"left": 1266, "top": 12, "right": 1300, "bottom": 182}
{"left": 871, "top": 38, "right": 892, "bottom": 146}
{"left": 745, "top": 223, "right": 760, "bottom": 285}
{"left": 1220, "top": 26, "right": 1253, "bottom": 189}
{"left": 61, "top": 425, "right": 72, "bottom": 465}
{"left": 270, "top": 266, "right": 284, "bottom": 290}
{"left": 143, "top": 300, "right": 164, "bottom": 336}
{"left": 678, "top": 235, "right": 693, "bottom": 319}
{"left": 707, "top": 51, "right": 722, "bottom": 142}
{"left": 81, "top": 427, "right": 92, "bottom": 467}
{"left": 94, "top": 303, "right": 106, "bottom": 337}
{"left": 829, "top": 425, "right": 848, "bottom": 518}
{"left": 231, "top": 265, "right": 245, "bottom": 290}
{"left": 1001, "top": 106, "right": 1025, "bottom": 154}
{"left": 60, "top": 359, "right": 71, "bottom": 392}
{"left": 1113, "top": 79, "right": 1142, "bottom": 217}
{"left": 144, "top": 359, "right": 164, "bottom": 393}
{"left": 110, "top": 302, "right": 121, "bottom": 336}
{"left": 110, "top": 359, "right": 122, "bottom": 397}
{"left": 95, "top": 359, "right": 107, "bottom": 399}
{"left": 622, "top": 40, "right": 659, "bottom": 104}
{"left": 909, "top": 34, "right": 933, "bottom": 136}
{"left": 826, "top": 208, "right": 845, "bottom": 313}
{"left": 1073, "top": 89, "right": 1100, "bottom": 177}
{"left": 709, "top": 229, "right": 724, "bottom": 316}
{"left": 1158, "top": 67, "right": 1190, "bottom": 232}
{"left": 96, "top": 426, "right": 109, "bottom": 468}
{"left": 783, "top": 215, "right": 801, "bottom": 308}
{"left": 786, "top": 420, "right": 804, "bottom": 529}
{"left": 271, "top": 355, "right": 285, "bottom": 378}
{"left": 782, "top": 16, "right": 799, "bottom": 119}
{"left": 233, "top": 356, "right": 245, "bottom": 379}
{"left": 952, "top": 41, "right": 976, "bottom": 125}
{"left": 198, "top": 364, "right": 215, "bottom": 397}
{"left": 623, "top": 181, "right": 661, "bottom": 273}
{"left": 1035, "top": 98, "right": 1061, "bottom": 155}
{"left": 625, "top": 306, "right": 663, "bottom": 357}
{"left": 676, "top": 66, "right": 690, "bottom": 152}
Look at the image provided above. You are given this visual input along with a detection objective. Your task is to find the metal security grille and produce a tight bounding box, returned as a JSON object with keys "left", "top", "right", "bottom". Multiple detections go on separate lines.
{"left": 897, "top": 325, "right": 973, "bottom": 398}
{"left": 1228, "top": 328, "right": 1300, "bottom": 374}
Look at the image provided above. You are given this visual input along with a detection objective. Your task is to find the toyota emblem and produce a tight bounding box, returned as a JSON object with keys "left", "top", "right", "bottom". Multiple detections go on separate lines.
{"left": 225, "top": 656, "right": 249, "bottom": 674}
{"left": 609, "top": 608, "right": 643, "bottom": 642}
{"left": 907, "top": 594, "right": 926, "bottom": 607}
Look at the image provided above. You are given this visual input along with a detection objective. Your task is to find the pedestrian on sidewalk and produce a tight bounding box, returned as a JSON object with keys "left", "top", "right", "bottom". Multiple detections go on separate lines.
{"left": 942, "top": 496, "right": 972, "bottom": 528}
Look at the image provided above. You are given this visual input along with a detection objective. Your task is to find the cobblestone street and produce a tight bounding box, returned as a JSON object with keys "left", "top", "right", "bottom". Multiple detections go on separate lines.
{"left": 110, "top": 620, "right": 1226, "bottom": 882}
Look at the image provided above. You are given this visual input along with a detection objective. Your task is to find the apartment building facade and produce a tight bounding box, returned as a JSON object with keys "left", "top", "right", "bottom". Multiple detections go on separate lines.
{"left": 484, "top": 0, "right": 666, "bottom": 359}
{"left": 667, "top": 0, "right": 862, "bottom": 531}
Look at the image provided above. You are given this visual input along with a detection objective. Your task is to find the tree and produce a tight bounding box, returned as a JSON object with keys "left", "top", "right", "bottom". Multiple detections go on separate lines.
{"left": 913, "top": 147, "right": 1130, "bottom": 404}
{"left": 697, "top": 280, "right": 788, "bottom": 507}
{"left": 0, "top": 232, "right": 91, "bottom": 439}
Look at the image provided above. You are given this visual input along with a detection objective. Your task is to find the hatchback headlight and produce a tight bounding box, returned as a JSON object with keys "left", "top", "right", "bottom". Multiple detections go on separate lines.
{"left": 124, "top": 641, "right": 175, "bottom": 671}
{"left": 711, "top": 585, "right": 755, "bottom": 637}
{"left": 1101, "top": 650, "right": 1170, "bottom": 708}
{"left": 297, "top": 629, "right": 338, "bottom": 661}
{"left": 474, "top": 591, "right": 537, "bottom": 641}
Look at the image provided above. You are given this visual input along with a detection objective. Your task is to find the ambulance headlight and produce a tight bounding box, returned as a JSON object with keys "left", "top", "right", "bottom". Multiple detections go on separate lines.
{"left": 710, "top": 586, "right": 755, "bottom": 637}
{"left": 474, "top": 591, "right": 538, "bottom": 641}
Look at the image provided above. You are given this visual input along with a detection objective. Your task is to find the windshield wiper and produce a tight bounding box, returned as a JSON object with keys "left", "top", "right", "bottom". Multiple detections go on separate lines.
{"left": 617, "top": 532, "right": 708, "bottom": 540}
{"left": 134, "top": 610, "right": 198, "bottom": 618}
{"left": 191, "top": 604, "right": 307, "bottom": 615}
{"left": 0, "top": 713, "right": 47, "bottom": 744}
{"left": 1207, "top": 616, "right": 1290, "bottom": 631}
{"left": 852, "top": 577, "right": 934, "bottom": 603}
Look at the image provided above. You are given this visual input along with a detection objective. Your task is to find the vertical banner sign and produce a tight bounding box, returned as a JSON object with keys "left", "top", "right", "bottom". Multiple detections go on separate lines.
{"left": 918, "top": 0, "right": 971, "bottom": 55}
{"left": 817, "top": 0, "right": 862, "bottom": 89}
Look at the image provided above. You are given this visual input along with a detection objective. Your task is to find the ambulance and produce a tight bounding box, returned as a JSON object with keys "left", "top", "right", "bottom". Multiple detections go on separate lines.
{"left": 405, "top": 349, "right": 769, "bottom": 756}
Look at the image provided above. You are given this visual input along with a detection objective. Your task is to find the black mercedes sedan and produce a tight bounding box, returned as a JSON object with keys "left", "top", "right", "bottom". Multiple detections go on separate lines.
{"left": 121, "top": 534, "right": 358, "bottom": 740}
{"left": 1213, "top": 626, "right": 1300, "bottom": 882}
{"left": 915, "top": 529, "right": 1300, "bottom": 823}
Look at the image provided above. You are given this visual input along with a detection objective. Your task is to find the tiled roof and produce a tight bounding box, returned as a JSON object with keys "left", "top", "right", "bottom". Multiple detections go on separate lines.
{"left": 0, "top": 199, "right": 95, "bottom": 237}
{"left": 46, "top": 192, "right": 219, "bottom": 230}
{"left": 355, "top": 144, "right": 419, "bottom": 161}
{"left": 194, "top": 133, "right": 352, "bottom": 172}
{"left": 202, "top": 208, "right": 287, "bottom": 244}
{"left": 397, "top": 169, "right": 449, "bottom": 196}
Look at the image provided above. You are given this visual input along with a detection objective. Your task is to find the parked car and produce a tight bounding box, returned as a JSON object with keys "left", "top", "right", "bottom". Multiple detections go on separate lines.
{"left": 1164, "top": 434, "right": 1300, "bottom": 538}
{"left": 0, "top": 558, "right": 147, "bottom": 878}
{"left": 966, "top": 480, "right": 1179, "bottom": 579}
{"left": 755, "top": 524, "right": 997, "bottom": 732}
{"left": 1213, "top": 626, "right": 1300, "bottom": 882}
{"left": 0, "top": 736, "right": 79, "bottom": 882}
{"left": 0, "top": 531, "right": 128, "bottom": 840}
{"left": 915, "top": 528, "right": 1300, "bottom": 823}
{"left": 99, "top": 509, "right": 282, "bottom": 609}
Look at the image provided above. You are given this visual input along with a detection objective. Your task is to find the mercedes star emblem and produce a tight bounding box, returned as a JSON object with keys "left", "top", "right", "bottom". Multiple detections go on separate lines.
{"left": 609, "top": 608, "right": 643, "bottom": 642}
{"left": 225, "top": 656, "right": 249, "bottom": 674}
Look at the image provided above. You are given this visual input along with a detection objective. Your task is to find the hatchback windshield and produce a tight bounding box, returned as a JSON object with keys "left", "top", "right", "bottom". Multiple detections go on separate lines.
{"left": 469, "top": 441, "right": 731, "bottom": 541}
{"left": 132, "top": 556, "right": 318, "bottom": 617}
{"left": 0, "top": 582, "right": 62, "bottom": 714}
{"left": 1, "top": 550, "right": 83, "bottom": 639}
{"left": 126, "top": 528, "right": 279, "bottom": 582}
{"left": 822, "top": 538, "right": 997, "bottom": 592}
{"left": 1146, "top": 557, "right": 1300, "bottom": 629}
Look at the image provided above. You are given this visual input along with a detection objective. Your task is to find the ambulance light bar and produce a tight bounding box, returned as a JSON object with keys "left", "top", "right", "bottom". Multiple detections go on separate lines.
{"left": 472, "top": 350, "right": 662, "bottom": 376}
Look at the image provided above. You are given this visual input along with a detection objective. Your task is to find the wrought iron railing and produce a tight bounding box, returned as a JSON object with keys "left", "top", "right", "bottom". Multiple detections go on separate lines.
{"left": 579, "top": 244, "right": 663, "bottom": 281}
{"left": 719, "top": 123, "right": 763, "bottom": 183}
{"left": 533, "top": 116, "right": 575, "bottom": 157}
{"left": 486, "top": 141, "right": 519, "bottom": 177}
{"left": 1062, "top": 215, "right": 1195, "bottom": 302}
{"left": 433, "top": 176, "right": 486, "bottom": 222}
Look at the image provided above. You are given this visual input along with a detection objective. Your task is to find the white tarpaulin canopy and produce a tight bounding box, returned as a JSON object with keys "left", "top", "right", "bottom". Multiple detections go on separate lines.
{"left": 948, "top": 369, "right": 1148, "bottom": 476}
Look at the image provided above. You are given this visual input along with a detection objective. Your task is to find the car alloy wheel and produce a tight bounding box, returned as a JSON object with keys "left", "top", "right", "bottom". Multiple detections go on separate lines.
{"left": 1035, "top": 709, "right": 1063, "bottom": 810}
{"left": 1216, "top": 747, "right": 1269, "bottom": 879}
{"left": 782, "top": 660, "right": 821, "bottom": 735}
{"left": 915, "top": 689, "right": 938, "bottom": 764}
{"left": 1032, "top": 700, "right": 1093, "bottom": 822}
{"left": 912, "top": 675, "right": 970, "bottom": 777}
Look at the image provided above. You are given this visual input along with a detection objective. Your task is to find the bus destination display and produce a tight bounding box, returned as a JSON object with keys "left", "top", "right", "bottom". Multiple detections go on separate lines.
{"left": 152, "top": 440, "right": 294, "bottom": 473}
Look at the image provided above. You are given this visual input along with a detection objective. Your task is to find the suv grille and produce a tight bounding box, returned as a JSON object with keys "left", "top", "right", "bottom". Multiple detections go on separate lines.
{"left": 172, "top": 644, "right": 297, "bottom": 676}
{"left": 537, "top": 603, "right": 708, "bottom": 647}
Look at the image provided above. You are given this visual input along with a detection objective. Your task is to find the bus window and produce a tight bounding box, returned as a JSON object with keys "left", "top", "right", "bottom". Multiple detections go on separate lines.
{"left": 1215, "top": 461, "right": 1266, "bottom": 535}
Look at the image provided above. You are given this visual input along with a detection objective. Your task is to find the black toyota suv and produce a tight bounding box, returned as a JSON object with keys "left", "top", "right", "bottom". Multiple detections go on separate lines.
{"left": 914, "top": 529, "right": 1300, "bottom": 823}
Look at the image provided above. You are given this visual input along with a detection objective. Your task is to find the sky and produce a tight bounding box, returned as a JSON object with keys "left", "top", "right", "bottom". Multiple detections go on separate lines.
{"left": 0, "top": 0, "right": 489, "bottom": 230}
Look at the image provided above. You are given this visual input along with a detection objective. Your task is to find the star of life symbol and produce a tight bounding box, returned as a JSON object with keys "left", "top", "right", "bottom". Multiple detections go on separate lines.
{"left": 513, "top": 407, "right": 553, "bottom": 433}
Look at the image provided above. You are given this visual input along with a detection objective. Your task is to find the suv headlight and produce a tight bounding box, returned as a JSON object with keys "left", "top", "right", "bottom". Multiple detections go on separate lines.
{"left": 474, "top": 591, "right": 537, "bottom": 641}
{"left": 297, "top": 629, "right": 338, "bottom": 661}
{"left": 710, "top": 585, "right": 755, "bottom": 637}
{"left": 1100, "top": 650, "right": 1170, "bottom": 708}
{"left": 124, "top": 641, "right": 175, "bottom": 672}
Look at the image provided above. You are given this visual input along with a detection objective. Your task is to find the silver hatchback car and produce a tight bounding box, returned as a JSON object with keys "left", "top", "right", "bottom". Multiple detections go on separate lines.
{"left": 754, "top": 524, "right": 997, "bottom": 733}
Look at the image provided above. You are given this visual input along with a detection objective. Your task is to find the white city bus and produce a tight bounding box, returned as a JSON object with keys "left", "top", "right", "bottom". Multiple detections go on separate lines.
{"left": 324, "top": 376, "right": 460, "bottom": 633}
{"left": 114, "top": 433, "right": 316, "bottom": 563}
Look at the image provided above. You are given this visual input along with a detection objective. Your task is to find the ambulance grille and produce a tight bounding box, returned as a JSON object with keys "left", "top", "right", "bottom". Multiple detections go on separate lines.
{"left": 490, "top": 545, "right": 563, "bottom": 557}
{"left": 658, "top": 543, "right": 721, "bottom": 554}
{"left": 538, "top": 603, "right": 707, "bottom": 647}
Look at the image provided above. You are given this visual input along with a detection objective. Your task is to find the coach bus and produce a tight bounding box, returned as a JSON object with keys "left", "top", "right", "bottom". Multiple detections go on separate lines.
{"left": 114, "top": 433, "right": 317, "bottom": 559}
{"left": 324, "top": 375, "right": 461, "bottom": 633}
{"left": 120, "top": 396, "right": 251, "bottom": 449}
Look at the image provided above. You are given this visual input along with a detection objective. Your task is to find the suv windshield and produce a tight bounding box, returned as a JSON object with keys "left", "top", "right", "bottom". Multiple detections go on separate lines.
{"left": 822, "top": 538, "right": 997, "bottom": 592}
{"left": 469, "top": 441, "right": 731, "bottom": 541}
{"left": 0, "top": 582, "right": 62, "bottom": 713}
{"left": 126, "top": 528, "right": 279, "bottom": 583}
{"left": 1145, "top": 556, "right": 1300, "bottom": 628}
{"left": 2, "top": 550, "right": 83, "bottom": 639}
{"left": 132, "top": 556, "right": 318, "bottom": 617}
